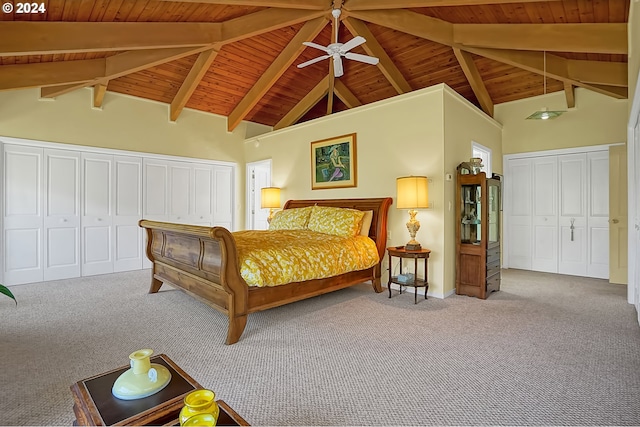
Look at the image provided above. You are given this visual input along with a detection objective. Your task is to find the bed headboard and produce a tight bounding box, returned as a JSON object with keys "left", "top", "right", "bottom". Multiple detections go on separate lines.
{"left": 283, "top": 197, "right": 393, "bottom": 258}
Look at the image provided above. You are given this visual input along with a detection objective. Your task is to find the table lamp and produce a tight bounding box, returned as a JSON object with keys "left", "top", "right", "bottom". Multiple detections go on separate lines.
{"left": 261, "top": 187, "right": 281, "bottom": 223}
{"left": 396, "top": 176, "right": 429, "bottom": 250}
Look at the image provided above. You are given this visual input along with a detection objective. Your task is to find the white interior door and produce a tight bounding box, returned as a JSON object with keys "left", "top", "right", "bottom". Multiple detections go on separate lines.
{"left": 246, "top": 160, "right": 271, "bottom": 230}
{"left": 3, "top": 145, "right": 43, "bottom": 285}
{"left": 44, "top": 149, "right": 80, "bottom": 281}
{"left": 558, "top": 153, "right": 588, "bottom": 276}
{"left": 532, "top": 156, "right": 558, "bottom": 272}
{"left": 82, "top": 153, "right": 114, "bottom": 276}
{"left": 609, "top": 145, "right": 628, "bottom": 284}
{"left": 506, "top": 158, "right": 532, "bottom": 269}
{"left": 113, "top": 156, "right": 142, "bottom": 273}
{"left": 587, "top": 151, "right": 609, "bottom": 279}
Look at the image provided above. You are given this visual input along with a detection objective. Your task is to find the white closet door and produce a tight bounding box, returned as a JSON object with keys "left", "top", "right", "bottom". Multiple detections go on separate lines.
{"left": 142, "top": 159, "right": 168, "bottom": 269}
{"left": 3, "top": 145, "right": 43, "bottom": 285}
{"left": 143, "top": 159, "right": 169, "bottom": 221}
{"left": 532, "top": 156, "right": 558, "bottom": 273}
{"left": 44, "top": 149, "right": 81, "bottom": 281}
{"left": 587, "top": 151, "right": 609, "bottom": 279}
{"left": 506, "top": 158, "right": 532, "bottom": 269}
{"left": 169, "top": 161, "right": 191, "bottom": 224}
{"left": 212, "top": 165, "right": 233, "bottom": 230}
{"left": 81, "top": 153, "right": 114, "bottom": 276}
{"left": 114, "top": 156, "right": 143, "bottom": 272}
{"left": 558, "top": 153, "right": 588, "bottom": 276}
{"left": 193, "top": 165, "right": 213, "bottom": 225}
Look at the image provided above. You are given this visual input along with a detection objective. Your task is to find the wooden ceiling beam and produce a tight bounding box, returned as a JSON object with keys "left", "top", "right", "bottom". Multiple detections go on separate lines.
{"left": 41, "top": 83, "right": 90, "bottom": 98}
{"left": 344, "top": 0, "right": 562, "bottom": 9}
{"left": 346, "top": 10, "right": 626, "bottom": 55}
{"left": 0, "top": 59, "right": 105, "bottom": 91}
{"left": 155, "top": 0, "right": 327, "bottom": 9}
{"left": 461, "top": 47, "right": 628, "bottom": 99}
{"left": 221, "top": 8, "right": 325, "bottom": 45}
{"left": 171, "top": 48, "right": 220, "bottom": 122}
{"left": 227, "top": 16, "right": 328, "bottom": 131}
{"left": 327, "top": 62, "right": 335, "bottom": 115}
{"left": 334, "top": 80, "right": 362, "bottom": 108}
{"left": 564, "top": 82, "right": 575, "bottom": 109}
{"left": 0, "top": 22, "right": 220, "bottom": 56}
{"left": 37, "top": 47, "right": 208, "bottom": 98}
{"left": 454, "top": 23, "right": 627, "bottom": 55}
{"left": 343, "top": 17, "right": 411, "bottom": 94}
{"left": 327, "top": 13, "right": 338, "bottom": 117}
{"left": 0, "top": 9, "right": 324, "bottom": 56}
{"left": 274, "top": 76, "right": 329, "bottom": 130}
{"left": 452, "top": 47, "right": 493, "bottom": 116}
{"left": 346, "top": 9, "right": 453, "bottom": 46}
{"left": 584, "top": 84, "right": 627, "bottom": 99}
{"left": 566, "top": 59, "right": 628, "bottom": 87}
{"left": 106, "top": 47, "right": 207, "bottom": 79}
{"left": 93, "top": 83, "right": 108, "bottom": 108}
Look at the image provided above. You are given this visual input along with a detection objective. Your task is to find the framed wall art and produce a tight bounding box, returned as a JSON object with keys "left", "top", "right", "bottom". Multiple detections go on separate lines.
{"left": 310, "top": 133, "right": 357, "bottom": 190}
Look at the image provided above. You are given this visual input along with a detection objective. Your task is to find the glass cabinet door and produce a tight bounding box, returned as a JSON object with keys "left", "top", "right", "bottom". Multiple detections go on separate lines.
{"left": 460, "top": 183, "right": 481, "bottom": 244}
{"left": 488, "top": 180, "right": 500, "bottom": 244}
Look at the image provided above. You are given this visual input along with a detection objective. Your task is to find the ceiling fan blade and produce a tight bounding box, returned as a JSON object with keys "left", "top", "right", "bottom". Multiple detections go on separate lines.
{"left": 340, "top": 36, "right": 366, "bottom": 53}
{"left": 297, "top": 55, "right": 330, "bottom": 68}
{"left": 345, "top": 52, "right": 380, "bottom": 65}
{"left": 333, "top": 55, "right": 344, "bottom": 78}
{"left": 303, "top": 41, "right": 330, "bottom": 53}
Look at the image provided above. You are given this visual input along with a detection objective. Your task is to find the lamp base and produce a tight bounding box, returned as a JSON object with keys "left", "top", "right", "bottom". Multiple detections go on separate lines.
{"left": 405, "top": 242, "right": 422, "bottom": 251}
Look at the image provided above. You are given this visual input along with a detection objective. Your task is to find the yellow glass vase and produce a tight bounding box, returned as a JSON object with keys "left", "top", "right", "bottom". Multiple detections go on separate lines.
{"left": 179, "top": 389, "right": 219, "bottom": 426}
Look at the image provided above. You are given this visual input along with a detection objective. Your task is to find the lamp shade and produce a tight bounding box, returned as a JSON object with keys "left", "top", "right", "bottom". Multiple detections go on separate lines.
{"left": 396, "top": 176, "right": 429, "bottom": 209}
{"left": 261, "top": 187, "right": 281, "bottom": 209}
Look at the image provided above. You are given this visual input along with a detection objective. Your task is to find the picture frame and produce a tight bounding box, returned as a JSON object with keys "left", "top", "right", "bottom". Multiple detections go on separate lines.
{"left": 311, "top": 133, "right": 357, "bottom": 190}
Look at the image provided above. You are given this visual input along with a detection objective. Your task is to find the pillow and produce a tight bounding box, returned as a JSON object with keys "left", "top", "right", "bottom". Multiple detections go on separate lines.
{"left": 359, "top": 210, "right": 374, "bottom": 236}
{"left": 307, "top": 206, "right": 365, "bottom": 238}
{"left": 269, "top": 206, "right": 313, "bottom": 230}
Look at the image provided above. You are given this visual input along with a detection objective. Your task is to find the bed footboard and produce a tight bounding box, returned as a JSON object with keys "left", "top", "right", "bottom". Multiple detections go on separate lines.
{"left": 139, "top": 220, "right": 248, "bottom": 344}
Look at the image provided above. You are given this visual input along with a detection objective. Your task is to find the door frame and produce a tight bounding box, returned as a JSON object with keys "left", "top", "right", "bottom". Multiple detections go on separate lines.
{"left": 627, "top": 68, "right": 640, "bottom": 311}
{"left": 245, "top": 159, "right": 272, "bottom": 230}
{"left": 503, "top": 144, "right": 621, "bottom": 271}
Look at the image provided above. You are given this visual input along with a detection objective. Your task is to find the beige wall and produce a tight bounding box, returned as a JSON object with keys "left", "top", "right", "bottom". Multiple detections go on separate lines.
{"left": 244, "top": 84, "right": 501, "bottom": 297}
{"left": 0, "top": 88, "right": 247, "bottom": 161}
{"left": 443, "top": 90, "right": 502, "bottom": 295}
{"left": 0, "top": 88, "right": 248, "bottom": 226}
{"left": 495, "top": 88, "right": 628, "bottom": 155}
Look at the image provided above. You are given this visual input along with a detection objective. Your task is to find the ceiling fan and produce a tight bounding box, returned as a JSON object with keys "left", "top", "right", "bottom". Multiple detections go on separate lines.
{"left": 297, "top": 9, "right": 379, "bottom": 78}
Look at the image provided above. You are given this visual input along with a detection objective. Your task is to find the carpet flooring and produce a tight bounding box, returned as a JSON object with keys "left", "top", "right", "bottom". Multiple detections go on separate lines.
{"left": 1, "top": 268, "right": 639, "bottom": 426}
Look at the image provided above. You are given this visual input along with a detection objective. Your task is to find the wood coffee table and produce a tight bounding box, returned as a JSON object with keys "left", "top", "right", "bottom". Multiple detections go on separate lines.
{"left": 71, "top": 354, "right": 249, "bottom": 426}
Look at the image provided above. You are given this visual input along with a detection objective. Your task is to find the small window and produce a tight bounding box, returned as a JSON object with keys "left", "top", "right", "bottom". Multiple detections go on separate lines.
{"left": 472, "top": 142, "right": 492, "bottom": 178}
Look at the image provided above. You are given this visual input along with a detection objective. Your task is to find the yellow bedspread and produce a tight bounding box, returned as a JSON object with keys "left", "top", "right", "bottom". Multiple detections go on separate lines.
{"left": 233, "top": 229, "right": 380, "bottom": 287}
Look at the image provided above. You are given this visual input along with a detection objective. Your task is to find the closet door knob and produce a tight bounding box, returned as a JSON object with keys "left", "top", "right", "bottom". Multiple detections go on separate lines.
{"left": 611, "top": 219, "right": 619, "bottom": 224}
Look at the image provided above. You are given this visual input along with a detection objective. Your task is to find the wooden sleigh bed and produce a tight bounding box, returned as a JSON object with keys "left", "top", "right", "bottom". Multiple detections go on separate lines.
{"left": 139, "top": 197, "right": 392, "bottom": 344}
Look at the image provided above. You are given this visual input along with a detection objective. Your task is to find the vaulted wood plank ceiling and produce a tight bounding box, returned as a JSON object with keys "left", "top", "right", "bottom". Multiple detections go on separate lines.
{"left": 0, "top": 0, "right": 629, "bottom": 131}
